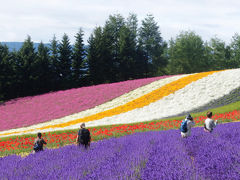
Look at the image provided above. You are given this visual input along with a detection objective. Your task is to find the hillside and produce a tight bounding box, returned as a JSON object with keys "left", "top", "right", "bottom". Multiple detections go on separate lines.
{"left": 0, "top": 68, "right": 240, "bottom": 138}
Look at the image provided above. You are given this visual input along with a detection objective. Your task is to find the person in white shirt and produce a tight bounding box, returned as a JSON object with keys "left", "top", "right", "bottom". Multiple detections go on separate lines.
{"left": 204, "top": 111, "right": 217, "bottom": 133}
{"left": 181, "top": 114, "right": 195, "bottom": 138}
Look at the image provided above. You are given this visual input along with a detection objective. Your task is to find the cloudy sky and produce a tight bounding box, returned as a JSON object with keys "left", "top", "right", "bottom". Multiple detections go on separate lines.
{"left": 0, "top": 0, "right": 240, "bottom": 44}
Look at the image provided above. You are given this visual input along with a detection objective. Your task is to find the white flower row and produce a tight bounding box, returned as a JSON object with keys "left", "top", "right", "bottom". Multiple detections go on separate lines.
{"left": 0, "top": 75, "right": 185, "bottom": 137}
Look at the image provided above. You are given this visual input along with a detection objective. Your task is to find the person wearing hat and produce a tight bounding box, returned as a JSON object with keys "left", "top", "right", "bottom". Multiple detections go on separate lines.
{"left": 180, "top": 114, "right": 195, "bottom": 138}
{"left": 76, "top": 123, "right": 91, "bottom": 149}
{"left": 204, "top": 111, "right": 217, "bottom": 133}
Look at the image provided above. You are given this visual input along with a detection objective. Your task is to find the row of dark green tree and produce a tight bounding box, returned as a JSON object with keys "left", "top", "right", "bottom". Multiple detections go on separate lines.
{"left": 1, "top": 14, "right": 240, "bottom": 101}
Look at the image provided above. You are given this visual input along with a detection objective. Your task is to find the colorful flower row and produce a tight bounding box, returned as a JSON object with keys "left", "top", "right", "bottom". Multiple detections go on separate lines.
{"left": 1, "top": 110, "right": 239, "bottom": 156}
{"left": 0, "top": 76, "right": 167, "bottom": 131}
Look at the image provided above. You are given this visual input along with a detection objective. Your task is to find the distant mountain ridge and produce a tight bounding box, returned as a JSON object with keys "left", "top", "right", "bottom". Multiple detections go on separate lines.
{"left": 0, "top": 42, "right": 50, "bottom": 52}
{"left": 0, "top": 42, "right": 86, "bottom": 52}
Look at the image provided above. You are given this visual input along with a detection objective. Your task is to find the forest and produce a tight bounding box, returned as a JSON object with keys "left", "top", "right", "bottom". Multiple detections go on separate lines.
{"left": 0, "top": 13, "right": 240, "bottom": 101}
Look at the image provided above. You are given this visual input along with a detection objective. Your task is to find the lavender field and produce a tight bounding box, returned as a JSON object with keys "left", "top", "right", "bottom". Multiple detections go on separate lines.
{"left": 1, "top": 122, "right": 240, "bottom": 179}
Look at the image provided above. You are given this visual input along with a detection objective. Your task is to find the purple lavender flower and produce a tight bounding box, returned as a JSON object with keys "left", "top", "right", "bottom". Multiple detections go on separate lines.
{"left": 1, "top": 122, "right": 240, "bottom": 179}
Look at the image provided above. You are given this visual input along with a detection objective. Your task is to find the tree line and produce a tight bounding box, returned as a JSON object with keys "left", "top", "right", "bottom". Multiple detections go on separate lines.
{"left": 1, "top": 13, "right": 240, "bottom": 101}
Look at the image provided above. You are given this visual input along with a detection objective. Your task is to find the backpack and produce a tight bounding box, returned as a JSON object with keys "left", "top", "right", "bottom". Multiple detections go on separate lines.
{"left": 33, "top": 141, "right": 40, "bottom": 151}
{"left": 78, "top": 129, "right": 90, "bottom": 144}
{"left": 180, "top": 120, "right": 188, "bottom": 133}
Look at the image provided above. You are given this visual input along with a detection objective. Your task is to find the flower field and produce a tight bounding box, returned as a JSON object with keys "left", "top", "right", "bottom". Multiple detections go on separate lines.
{"left": 1, "top": 68, "right": 240, "bottom": 179}
{"left": 0, "top": 75, "right": 167, "bottom": 131}
{"left": 1, "top": 68, "right": 240, "bottom": 138}
{"left": 1, "top": 122, "right": 240, "bottom": 179}
{"left": 0, "top": 75, "right": 180, "bottom": 136}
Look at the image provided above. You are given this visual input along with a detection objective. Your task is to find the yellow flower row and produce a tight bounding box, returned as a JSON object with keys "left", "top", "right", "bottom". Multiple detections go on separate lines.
{"left": 1, "top": 70, "right": 219, "bottom": 136}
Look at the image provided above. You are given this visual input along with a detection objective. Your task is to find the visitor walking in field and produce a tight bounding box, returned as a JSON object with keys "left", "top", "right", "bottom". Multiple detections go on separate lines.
{"left": 33, "top": 132, "right": 47, "bottom": 152}
{"left": 76, "top": 123, "right": 91, "bottom": 149}
{"left": 204, "top": 111, "right": 217, "bottom": 133}
{"left": 180, "top": 114, "right": 195, "bottom": 138}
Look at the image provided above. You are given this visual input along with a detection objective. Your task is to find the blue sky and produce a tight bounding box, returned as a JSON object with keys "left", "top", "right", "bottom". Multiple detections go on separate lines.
{"left": 0, "top": 0, "right": 239, "bottom": 44}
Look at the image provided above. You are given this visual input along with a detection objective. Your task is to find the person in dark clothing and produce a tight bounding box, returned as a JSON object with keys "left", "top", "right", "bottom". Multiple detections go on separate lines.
{"left": 33, "top": 132, "right": 47, "bottom": 152}
{"left": 76, "top": 123, "right": 91, "bottom": 149}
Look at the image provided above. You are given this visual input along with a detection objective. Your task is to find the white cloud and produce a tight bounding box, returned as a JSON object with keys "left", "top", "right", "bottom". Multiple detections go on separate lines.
{"left": 0, "top": 0, "right": 239, "bottom": 44}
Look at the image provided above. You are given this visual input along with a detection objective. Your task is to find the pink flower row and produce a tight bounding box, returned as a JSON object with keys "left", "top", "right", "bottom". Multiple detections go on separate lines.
{"left": 0, "top": 76, "right": 170, "bottom": 131}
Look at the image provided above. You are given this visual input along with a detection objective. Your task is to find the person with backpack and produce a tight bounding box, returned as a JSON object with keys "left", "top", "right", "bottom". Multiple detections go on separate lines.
{"left": 76, "top": 123, "right": 91, "bottom": 149}
{"left": 180, "top": 114, "right": 195, "bottom": 138}
{"left": 204, "top": 111, "right": 217, "bottom": 133}
{"left": 33, "top": 132, "right": 47, "bottom": 152}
